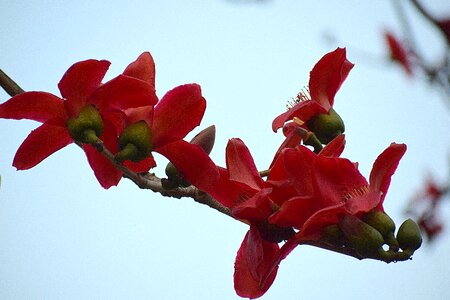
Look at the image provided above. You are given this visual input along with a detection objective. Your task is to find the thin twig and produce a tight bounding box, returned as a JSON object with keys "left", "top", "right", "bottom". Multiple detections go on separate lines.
{"left": 0, "top": 69, "right": 25, "bottom": 97}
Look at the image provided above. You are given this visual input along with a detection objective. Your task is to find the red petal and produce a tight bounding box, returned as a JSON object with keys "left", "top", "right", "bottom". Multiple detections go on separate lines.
{"left": 313, "top": 154, "right": 367, "bottom": 207}
{"left": 123, "top": 52, "right": 156, "bottom": 89}
{"left": 226, "top": 138, "right": 265, "bottom": 191}
{"left": 234, "top": 226, "right": 280, "bottom": 299}
{"left": 269, "top": 196, "right": 318, "bottom": 229}
{"left": 384, "top": 31, "right": 413, "bottom": 76}
{"left": 13, "top": 120, "right": 72, "bottom": 170}
{"left": 232, "top": 189, "right": 273, "bottom": 222}
{"left": 124, "top": 156, "right": 156, "bottom": 173}
{"left": 0, "top": 92, "right": 66, "bottom": 122}
{"left": 59, "top": 59, "right": 110, "bottom": 117}
{"left": 272, "top": 100, "right": 326, "bottom": 132}
{"left": 83, "top": 120, "right": 122, "bottom": 189}
{"left": 156, "top": 140, "right": 219, "bottom": 192}
{"left": 309, "top": 47, "right": 354, "bottom": 109}
{"left": 319, "top": 134, "right": 345, "bottom": 157}
{"left": 369, "top": 143, "right": 407, "bottom": 205}
{"left": 202, "top": 167, "right": 244, "bottom": 208}
{"left": 282, "top": 147, "right": 316, "bottom": 196}
{"left": 90, "top": 75, "right": 158, "bottom": 111}
{"left": 152, "top": 84, "right": 206, "bottom": 147}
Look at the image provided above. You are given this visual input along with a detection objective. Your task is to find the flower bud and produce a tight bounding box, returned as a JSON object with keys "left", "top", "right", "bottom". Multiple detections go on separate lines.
{"left": 363, "top": 210, "right": 396, "bottom": 238}
{"left": 189, "top": 125, "right": 216, "bottom": 155}
{"left": 256, "top": 220, "right": 296, "bottom": 243}
{"left": 306, "top": 108, "right": 345, "bottom": 144}
{"left": 321, "top": 224, "right": 345, "bottom": 246}
{"left": 66, "top": 105, "right": 103, "bottom": 144}
{"left": 396, "top": 218, "right": 423, "bottom": 252}
{"left": 116, "top": 121, "right": 152, "bottom": 162}
{"left": 339, "top": 215, "right": 384, "bottom": 257}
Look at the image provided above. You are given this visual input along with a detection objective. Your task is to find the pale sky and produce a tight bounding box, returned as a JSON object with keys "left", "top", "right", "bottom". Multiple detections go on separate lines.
{"left": 1, "top": 1, "right": 449, "bottom": 299}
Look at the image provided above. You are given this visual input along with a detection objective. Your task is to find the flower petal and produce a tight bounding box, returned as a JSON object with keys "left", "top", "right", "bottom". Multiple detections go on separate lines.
{"left": 272, "top": 100, "right": 326, "bottom": 132}
{"left": 83, "top": 120, "right": 122, "bottom": 189}
{"left": 369, "top": 143, "right": 407, "bottom": 205}
{"left": 59, "top": 59, "right": 110, "bottom": 117}
{"left": 384, "top": 31, "right": 413, "bottom": 76}
{"left": 123, "top": 52, "right": 156, "bottom": 88}
{"left": 232, "top": 188, "right": 273, "bottom": 222}
{"left": 13, "top": 120, "right": 72, "bottom": 170}
{"left": 152, "top": 84, "right": 206, "bottom": 147}
{"left": 309, "top": 47, "right": 354, "bottom": 109}
{"left": 124, "top": 156, "right": 156, "bottom": 173}
{"left": 269, "top": 196, "right": 318, "bottom": 229}
{"left": 318, "top": 134, "right": 346, "bottom": 157}
{"left": 226, "top": 138, "right": 265, "bottom": 191}
{"left": 90, "top": 75, "right": 158, "bottom": 111}
{"left": 313, "top": 154, "right": 367, "bottom": 207}
{"left": 0, "top": 92, "right": 66, "bottom": 122}
{"left": 156, "top": 140, "right": 219, "bottom": 192}
{"left": 234, "top": 226, "right": 280, "bottom": 299}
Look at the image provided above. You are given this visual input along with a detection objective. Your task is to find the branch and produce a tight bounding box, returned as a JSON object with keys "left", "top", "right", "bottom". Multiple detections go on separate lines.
{"left": 0, "top": 69, "right": 25, "bottom": 97}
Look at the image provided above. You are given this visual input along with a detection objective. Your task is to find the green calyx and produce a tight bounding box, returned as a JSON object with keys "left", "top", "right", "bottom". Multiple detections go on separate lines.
{"left": 164, "top": 162, "right": 191, "bottom": 189}
{"left": 396, "top": 219, "right": 423, "bottom": 252}
{"left": 66, "top": 105, "right": 103, "bottom": 144}
{"left": 321, "top": 224, "right": 346, "bottom": 246}
{"left": 307, "top": 107, "right": 345, "bottom": 144}
{"left": 339, "top": 215, "right": 384, "bottom": 257}
{"left": 116, "top": 121, "right": 152, "bottom": 163}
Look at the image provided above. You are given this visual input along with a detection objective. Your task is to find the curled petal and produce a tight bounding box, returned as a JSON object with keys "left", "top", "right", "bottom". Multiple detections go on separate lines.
{"left": 152, "top": 84, "right": 206, "bottom": 147}
{"left": 309, "top": 47, "right": 354, "bottom": 109}
{"left": 232, "top": 189, "right": 273, "bottom": 222}
{"left": 91, "top": 74, "right": 158, "bottom": 111}
{"left": 59, "top": 59, "right": 110, "bottom": 117}
{"left": 156, "top": 140, "right": 219, "bottom": 192}
{"left": 226, "top": 138, "right": 265, "bottom": 191}
{"left": 319, "top": 134, "right": 346, "bottom": 157}
{"left": 369, "top": 143, "right": 407, "bottom": 205}
{"left": 13, "top": 120, "right": 72, "bottom": 170}
{"left": 234, "top": 226, "right": 280, "bottom": 299}
{"left": 0, "top": 92, "right": 66, "bottom": 122}
{"left": 269, "top": 196, "right": 318, "bottom": 229}
{"left": 272, "top": 100, "right": 326, "bottom": 132}
{"left": 123, "top": 52, "right": 156, "bottom": 89}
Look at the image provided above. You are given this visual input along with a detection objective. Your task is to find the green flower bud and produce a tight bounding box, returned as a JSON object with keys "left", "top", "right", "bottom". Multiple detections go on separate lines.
{"left": 363, "top": 210, "right": 396, "bottom": 238}
{"left": 396, "top": 219, "right": 423, "bottom": 252}
{"left": 256, "top": 220, "right": 296, "bottom": 243}
{"left": 116, "top": 121, "right": 152, "bottom": 163}
{"left": 164, "top": 162, "right": 191, "bottom": 188}
{"left": 66, "top": 105, "right": 103, "bottom": 144}
{"left": 306, "top": 108, "right": 345, "bottom": 144}
{"left": 321, "top": 224, "right": 345, "bottom": 246}
{"left": 339, "top": 215, "right": 384, "bottom": 257}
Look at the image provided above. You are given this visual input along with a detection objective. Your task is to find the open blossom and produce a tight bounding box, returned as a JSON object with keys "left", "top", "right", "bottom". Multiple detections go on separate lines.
{"left": 0, "top": 56, "right": 156, "bottom": 188}
{"left": 213, "top": 135, "right": 406, "bottom": 298}
{"left": 272, "top": 48, "right": 354, "bottom": 144}
{"left": 384, "top": 31, "right": 414, "bottom": 76}
{"left": 115, "top": 82, "right": 219, "bottom": 191}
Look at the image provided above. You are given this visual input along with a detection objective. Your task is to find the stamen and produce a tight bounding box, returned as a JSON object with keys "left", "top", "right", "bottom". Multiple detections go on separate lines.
{"left": 293, "top": 117, "right": 304, "bottom": 126}
{"left": 342, "top": 186, "right": 370, "bottom": 202}
{"left": 286, "top": 87, "right": 311, "bottom": 110}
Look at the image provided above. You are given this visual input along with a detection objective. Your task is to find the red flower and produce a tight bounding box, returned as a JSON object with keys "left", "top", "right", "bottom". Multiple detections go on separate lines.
{"left": 269, "top": 142, "right": 407, "bottom": 239}
{"left": 384, "top": 31, "right": 414, "bottom": 76}
{"left": 272, "top": 48, "right": 354, "bottom": 142}
{"left": 0, "top": 55, "right": 157, "bottom": 188}
{"left": 117, "top": 82, "right": 219, "bottom": 191}
{"left": 191, "top": 138, "right": 288, "bottom": 298}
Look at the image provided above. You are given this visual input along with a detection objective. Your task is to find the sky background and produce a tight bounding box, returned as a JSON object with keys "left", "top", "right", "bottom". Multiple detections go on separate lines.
{"left": 1, "top": 0, "right": 450, "bottom": 299}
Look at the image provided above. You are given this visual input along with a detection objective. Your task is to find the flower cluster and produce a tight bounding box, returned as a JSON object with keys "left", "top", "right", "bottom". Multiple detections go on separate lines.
{"left": 0, "top": 48, "right": 422, "bottom": 299}
{"left": 0, "top": 52, "right": 218, "bottom": 189}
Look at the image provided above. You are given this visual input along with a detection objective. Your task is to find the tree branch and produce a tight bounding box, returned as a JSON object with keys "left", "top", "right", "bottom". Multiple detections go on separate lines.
{"left": 0, "top": 69, "right": 25, "bottom": 97}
